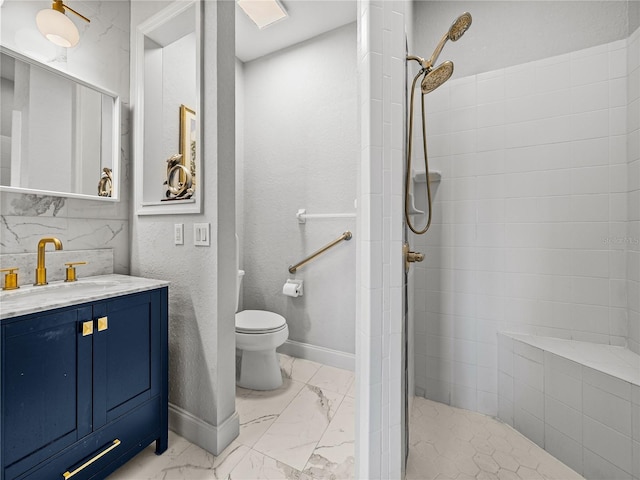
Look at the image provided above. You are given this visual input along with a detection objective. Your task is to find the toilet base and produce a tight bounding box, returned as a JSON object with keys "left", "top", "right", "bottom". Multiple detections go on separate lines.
{"left": 238, "top": 349, "right": 283, "bottom": 390}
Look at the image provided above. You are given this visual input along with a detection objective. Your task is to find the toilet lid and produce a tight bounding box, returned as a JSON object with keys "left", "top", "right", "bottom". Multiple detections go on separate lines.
{"left": 236, "top": 310, "right": 286, "bottom": 334}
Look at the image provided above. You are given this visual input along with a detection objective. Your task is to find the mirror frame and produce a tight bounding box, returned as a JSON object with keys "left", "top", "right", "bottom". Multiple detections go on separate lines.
{"left": 0, "top": 46, "right": 121, "bottom": 202}
{"left": 132, "top": 0, "right": 202, "bottom": 216}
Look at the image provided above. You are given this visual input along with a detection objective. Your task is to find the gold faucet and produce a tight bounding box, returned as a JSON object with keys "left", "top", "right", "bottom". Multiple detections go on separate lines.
{"left": 34, "top": 237, "right": 63, "bottom": 285}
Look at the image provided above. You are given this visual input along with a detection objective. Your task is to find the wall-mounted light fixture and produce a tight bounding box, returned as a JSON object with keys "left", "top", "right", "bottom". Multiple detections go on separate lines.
{"left": 36, "top": 0, "right": 90, "bottom": 48}
{"left": 237, "top": 0, "right": 288, "bottom": 29}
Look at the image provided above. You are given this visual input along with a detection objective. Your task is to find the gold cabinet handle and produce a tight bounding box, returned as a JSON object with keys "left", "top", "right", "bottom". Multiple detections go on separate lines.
{"left": 82, "top": 320, "right": 94, "bottom": 336}
{"left": 97, "top": 316, "right": 108, "bottom": 332}
{"left": 62, "top": 439, "right": 121, "bottom": 479}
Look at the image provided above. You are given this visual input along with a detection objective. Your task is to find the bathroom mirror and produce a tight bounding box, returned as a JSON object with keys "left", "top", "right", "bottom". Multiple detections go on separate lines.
{"left": 0, "top": 46, "right": 120, "bottom": 200}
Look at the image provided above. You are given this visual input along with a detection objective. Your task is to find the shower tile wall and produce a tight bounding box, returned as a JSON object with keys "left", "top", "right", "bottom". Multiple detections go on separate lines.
{"left": 412, "top": 33, "right": 639, "bottom": 416}
{"left": 356, "top": 1, "right": 409, "bottom": 478}
{"left": 628, "top": 27, "right": 640, "bottom": 355}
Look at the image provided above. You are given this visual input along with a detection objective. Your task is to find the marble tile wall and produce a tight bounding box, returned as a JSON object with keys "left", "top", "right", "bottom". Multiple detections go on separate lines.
{"left": 0, "top": 248, "right": 114, "bottom": 286}
{"left": 0, "top": 1, "right": 131, "bottom": 274}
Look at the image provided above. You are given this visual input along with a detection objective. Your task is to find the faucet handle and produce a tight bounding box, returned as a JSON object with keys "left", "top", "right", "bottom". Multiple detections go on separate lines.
{"left": 0, "top": 267, "right": 19, "bottom": 290}
{"left": 65, "top": 262, "right": 87, "bottom": 282}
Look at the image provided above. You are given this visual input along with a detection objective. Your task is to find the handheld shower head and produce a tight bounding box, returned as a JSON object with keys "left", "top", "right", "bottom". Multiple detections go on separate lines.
{"left": 448, "top": 12, "right": 472, "bottom": 41}
{"left": 421, "top": 61, "right": 454, "bottom": 94}
{"left": 424, "top": 12, "right": 472, "bottom": 69}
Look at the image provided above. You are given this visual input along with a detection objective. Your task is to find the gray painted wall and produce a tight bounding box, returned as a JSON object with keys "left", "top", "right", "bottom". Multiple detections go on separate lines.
{"left": 239, "top": 23, "right": 358, "bottom": 355}
{"left": 129, "top": 0, "right": 237, "bottom": 454}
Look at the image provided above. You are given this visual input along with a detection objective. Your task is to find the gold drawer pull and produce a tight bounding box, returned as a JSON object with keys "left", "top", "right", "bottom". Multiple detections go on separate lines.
{"left": 62, "top": 439, "right": 121, "bottom": 479}
{"left": 97, "top": 316, "right": 108, "bottom": 332}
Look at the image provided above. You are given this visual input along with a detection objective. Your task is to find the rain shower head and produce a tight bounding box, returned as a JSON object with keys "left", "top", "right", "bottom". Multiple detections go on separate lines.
{"left": 424, "top": 12, "right": 472, "bottom": 69}
{"left": 421, "top": 61, "right": 454, "bottom": 94}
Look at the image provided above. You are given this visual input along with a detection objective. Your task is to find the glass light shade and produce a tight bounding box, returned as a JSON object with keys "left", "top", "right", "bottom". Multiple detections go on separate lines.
{"left": 36, "top": 8, "right": 80, "bottom": 48}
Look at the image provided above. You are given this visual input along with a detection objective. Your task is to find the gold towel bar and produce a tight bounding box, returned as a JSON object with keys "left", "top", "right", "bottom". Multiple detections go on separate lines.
{"left": 289, "top": 231, "right": 352, "bottom": 274}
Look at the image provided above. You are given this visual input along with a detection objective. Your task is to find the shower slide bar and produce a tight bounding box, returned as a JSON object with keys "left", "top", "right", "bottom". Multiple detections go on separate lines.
{"left": 296, "top": 209, "right": 356, "bottom": 224}
{"left": 288, "top": 231, "right": 353, "bottom": 274}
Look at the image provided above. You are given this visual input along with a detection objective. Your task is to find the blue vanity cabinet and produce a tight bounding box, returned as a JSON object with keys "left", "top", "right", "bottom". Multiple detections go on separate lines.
{"left": 1, "top": 287, "right": 168, "bottom": 480}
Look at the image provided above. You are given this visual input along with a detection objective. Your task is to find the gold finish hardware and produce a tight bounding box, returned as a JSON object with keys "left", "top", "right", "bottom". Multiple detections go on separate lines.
{"left": 51, "top": 0, "right": 91, "bottom": 24}
{"left": 62, "top": 439, "right": 120, "bottom": 479}
{"left": 64, "top": 261, "right": 87, "bottom": 282}
{"left": 34, "top": 237, "right": 63, "bottom": 286}
{"left": 289, "top": 231, "right": 352, "bottom": 274}
{"left": 403, "top": 243, "right": 425, "bottom": 272}
{"left": 0, "top": 267, "right": 19, "bottom": 290}
{"left": 97, "top": 316, "right": 108, "bottom": 332}
{"left": 82, "top": 320, "right": 93, "bottom": 336}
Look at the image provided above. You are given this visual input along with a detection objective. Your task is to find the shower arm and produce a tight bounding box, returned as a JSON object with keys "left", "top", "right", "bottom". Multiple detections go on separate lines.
{"left": 407, "top": 54, "right": 429, "bottom": 71}
{"left": 424, "top": 31, "right": 450, "bottom": 70}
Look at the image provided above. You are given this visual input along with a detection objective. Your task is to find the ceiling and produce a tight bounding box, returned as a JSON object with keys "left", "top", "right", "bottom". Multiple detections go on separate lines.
{"left": 235, "top": 0, "right": 357, "bottom": 63}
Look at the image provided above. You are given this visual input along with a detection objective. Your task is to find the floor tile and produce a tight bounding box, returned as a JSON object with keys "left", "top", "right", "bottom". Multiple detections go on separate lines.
{"left": 307, "top": 365, "right": 355, "bottom": 396}
{"left": 236, "top": 377, "right": 305, "bottom": 447}
{"left": 228, "top": 449, "right": 302, "bottom": 479}
{"left": 303, "top": 395, "right": 355, "bottom": 479}
{"left": 279, "top": 354, "right": 322, "bottom": 384}
{"left": 253, "top": 384, "right": 345, "bottom": 471}
{"left": 408, "top": 396, "right": 585, "bottom": 480}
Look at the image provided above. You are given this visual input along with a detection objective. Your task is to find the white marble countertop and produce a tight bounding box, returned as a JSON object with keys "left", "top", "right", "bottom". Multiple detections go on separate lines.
{"left": 0, "top": 274, "right": 169, "bottom": 321}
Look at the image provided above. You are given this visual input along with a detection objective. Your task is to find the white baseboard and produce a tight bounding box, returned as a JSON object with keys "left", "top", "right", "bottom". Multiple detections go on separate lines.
{"left": 168, "top": 403, "right": 239, "bottom": 456}
{"left": 278, "top": 339, "right": 355, "bottom": 371}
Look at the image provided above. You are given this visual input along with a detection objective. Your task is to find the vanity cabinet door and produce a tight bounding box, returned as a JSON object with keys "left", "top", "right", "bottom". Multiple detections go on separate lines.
{"left": 1, "top": 307, "right": 93, "bottom": 478}
{"left": 92, "top": 291, "right": 162, "bottom": 430}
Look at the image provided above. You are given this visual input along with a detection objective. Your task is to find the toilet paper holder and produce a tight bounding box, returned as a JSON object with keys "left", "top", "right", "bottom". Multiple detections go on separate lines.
{"left": 283, "top": 279, "right": 303, "bottom": 297}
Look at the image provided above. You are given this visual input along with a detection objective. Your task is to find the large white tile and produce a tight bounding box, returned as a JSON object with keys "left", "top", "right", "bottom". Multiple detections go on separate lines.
{"left": 235, "top": 379, "right": 305, "bottom": 447}
{"left": 308, "top": 365, "right": 355, "bottom": 396}
{"left": 303, "top": 395, "right": 355, "bottom": 479}
{"left": 279, "top": 354, "right": 322, "bottom": 384}
{"left": 253, "top": 385, "right": 344, "bottom": 471}
{"left": 228, "top": 449, "right": 302, "bottom": 480}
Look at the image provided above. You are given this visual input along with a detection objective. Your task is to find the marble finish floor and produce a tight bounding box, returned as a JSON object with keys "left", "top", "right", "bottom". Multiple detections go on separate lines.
{"left": 109, "top": 357, "right": 583, "bottom": 480}
{"left": 407, "top": 396, "right": 585, "bottom": 480}
{"left": 107, "top": 355, "right": 355, "bottom": 479}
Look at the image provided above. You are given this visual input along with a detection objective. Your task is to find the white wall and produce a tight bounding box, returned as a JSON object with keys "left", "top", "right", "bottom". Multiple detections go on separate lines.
{"left": 410, "top": 13, "right": 639, "bottom": 416}
{"left": 129, "top": 0, "right": 238, "bottom": 455}
{"left": 240, "top": 23, "right": 358, "bottom": 356}
{"left": 0, "top": 0, "right": 131, "bottom": 274}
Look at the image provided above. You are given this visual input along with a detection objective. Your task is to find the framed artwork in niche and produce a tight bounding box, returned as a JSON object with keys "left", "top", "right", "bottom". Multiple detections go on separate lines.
{"left": 180, "top": 104, "right": 197, "bottom": 193}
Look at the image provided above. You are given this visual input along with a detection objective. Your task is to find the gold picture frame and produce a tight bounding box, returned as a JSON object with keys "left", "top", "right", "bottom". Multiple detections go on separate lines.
{"left": 179, "top": 104, "right": 197, "bottom": 193}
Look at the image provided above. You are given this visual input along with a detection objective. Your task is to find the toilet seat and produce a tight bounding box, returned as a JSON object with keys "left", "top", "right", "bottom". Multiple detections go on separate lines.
{"left": 235, "top": 310, "right": 286, "bottom": 334}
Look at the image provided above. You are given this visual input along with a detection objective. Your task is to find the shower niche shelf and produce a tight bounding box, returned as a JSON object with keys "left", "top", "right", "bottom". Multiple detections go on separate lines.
{"left": 412, "top": 170, "right": 441, "bottom": 184}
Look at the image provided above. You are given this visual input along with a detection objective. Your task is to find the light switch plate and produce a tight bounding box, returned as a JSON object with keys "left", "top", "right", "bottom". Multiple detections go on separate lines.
{"left": 174, "top": 224, "right": 184, "bottom": 245}
{"left": 193, "top": 223, "right": 210, "bottom": 246}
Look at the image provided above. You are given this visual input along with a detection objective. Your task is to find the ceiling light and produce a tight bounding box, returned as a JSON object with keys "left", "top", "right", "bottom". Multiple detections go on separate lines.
{"left": 237, "top": 0, "right": 288, "bottom": 29}
{"left": 36, "top": 0, "right": 90, "bottom": 48}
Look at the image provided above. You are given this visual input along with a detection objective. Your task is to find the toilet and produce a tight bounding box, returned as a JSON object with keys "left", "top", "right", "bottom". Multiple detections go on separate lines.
{"left": 235, "top": 269, "right": 289, "bottom": 390}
